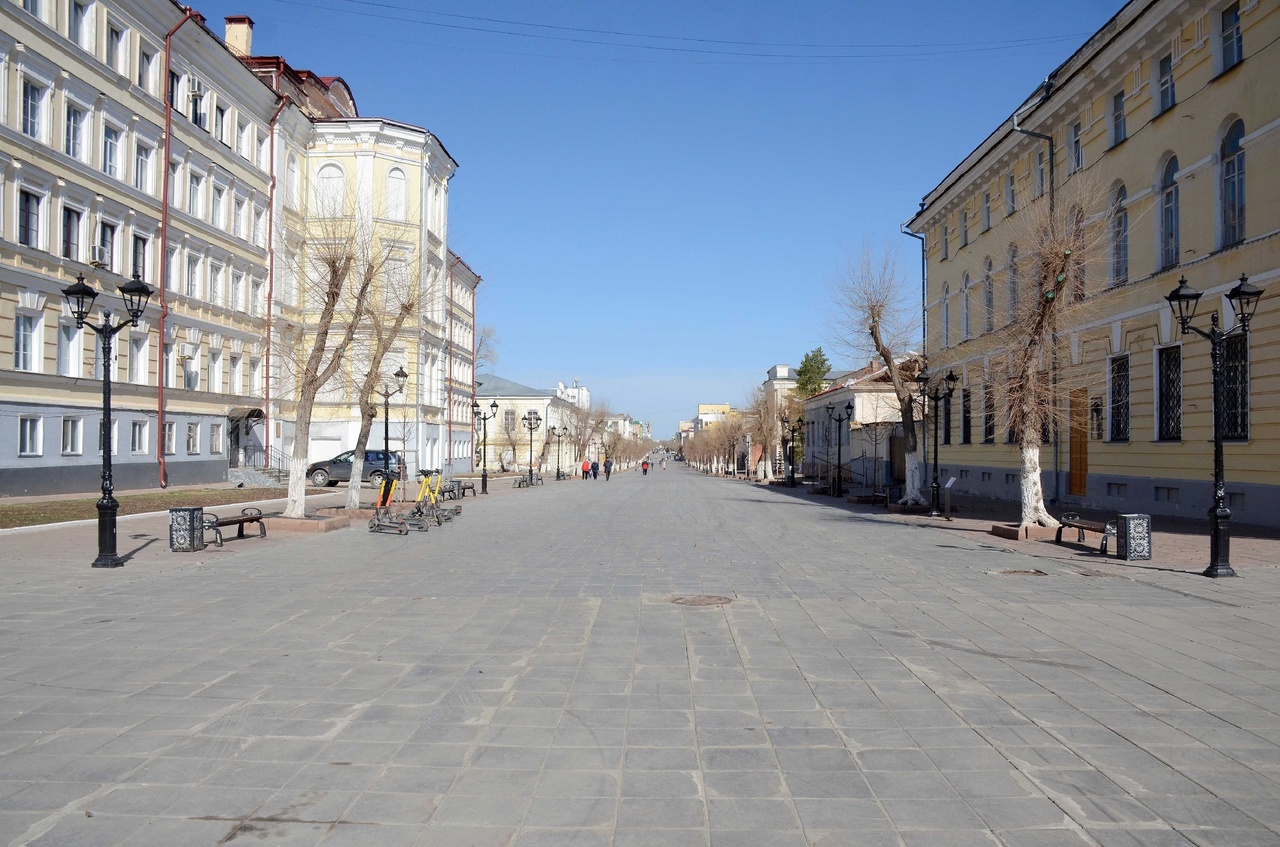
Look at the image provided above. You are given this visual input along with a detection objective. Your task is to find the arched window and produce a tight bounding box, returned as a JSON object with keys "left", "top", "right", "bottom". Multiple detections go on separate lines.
{"left": 1160, "top": 156, "right": 1179, "bottom": 270}
{"left": 386, "top": 168, "right": 406, "bottom": 221}
{"left": 961, "top": 273, "right": 972, "bottom": 340}
{"left": 316, "top": 163, "right": 344, "bottom": 213}
{"left": 1111, "top": 185, "right": 1128, "bottom": 286}
{"left": 982, "top": 258, "right": 994, "bottom": 333}
{"left": 1221, "top": 120, "right": 1245, "bottom": 247}
{"left": 941, "top": 285, "right": 951, "bottom": 347}
{"left": 1006, "top": 244, "right": 1019, "bottom": 324}
{"left": 285, "top": 155, "right": 300, "bottom": 209}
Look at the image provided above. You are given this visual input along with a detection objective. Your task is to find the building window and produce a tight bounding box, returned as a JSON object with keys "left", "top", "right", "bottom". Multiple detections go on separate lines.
{"left": 249, "top": 358, "right": 262, "bottom": 394}
{"left": 69, "top": 1, "right": 89, "bottom": 48}
{"left": 1006, "top": 244, "right": 1019, "bottom": 323}
{"left": 61, "top": 417, "right": 83, "bottom": 456}
{"left": 961, "top": 274, "right": 972, "bottom": 340}
{"left": 316, "top": 164, "right": 345, "bottom": 212}
{"left": 233, "top": 199, "right": 245, "bottom": 238}
{"left": 1109, "top": 356, "right": 1129, "bottom": 442}
{"left": 22, "top": 0, "right": 41, "bottom": 15}
{"left": 961, "top": 388, "right": 973, "bottom": 444}
{"left": 1157, "top": 346, "right": 1182, "bottom": 441}
{"left": 19, "top": 190, "right": 42, "bottom": 249}
{"left": 186, "top": 256, "right": 200, "bottom": 297}
{"left": 14, "top": 314, "right": 40, "bottom": 372}
{"left": 1223, "top": 334, "right": 1249, "bottom": 440}
{"left": 185, "top": 422, "right": 200, "bottom": 454}
{"left": 106, "top": 25, "right": 124, "bottom": 72}
{"left": 65, "top": 104, "right": 85, "bottom": 159}
{"left": 960, "top": 210, "right": 968, "bottom": 247}
{"left": 128, "top": 335, "right": 147, "bottom": 384}
{"left": 386, "top": 168, "right": 407, "bottom": 220}
{"left": 210, "top": 266, "right": 223, "bottom": 306}
{"left": 1069, "top": 121, "right": 1083, "bottom": 172}
{"left": 97, "top": 222, "right": 117, "bottom": 271}
{"left": 19, "top": 417, "right": 43, "bottom": 457}
{"left": 214, "top": 105, "right": 227, "bottom": 143}
{"left": 189, "top": 84, "right": 206, "bottom": 128}
{"left": 132, "top": 235, "right": 148, "bottom": 278}
{"left": 1112, "top": 91, "right": 1126, "bottom": 145}
{"left": 188, "top": 173, "right": 201, "bottom": 215}
{"left": 981, "top": 192, "right": 991, "bottom": 231}
{"left": 103, "top": 126, "right": 120, "bottom": 177}
{"left": 940, "top": 285, "right": 951, "bottom": 347}
{"left": 982, "top": 258, "right": 994, "bottom": 333}
{"left": 230, "top": 272, "right": 244, "bottom": 311}
{"left": 1005, "top": 172, "right": 1016, "bottom": 215}
{"left": 1160, "top": 157, "right": 1180, "bottom": 270}
{"left": 162, "top": 421, "right": 176, "bottom": 455}
{"left": 1111, "top": 185, "right": 1128, "bottom": 286}
{"left": 1158, "top": 54, "right": 1175, "bottom": 114}
{"left": 982, "top": 385, "right": 996, "bottom": 444}
{"left": 22, "top": 80, "right": 44, "bottom": 139}
{"left": 62, "top": 207, "right": 82, "bottom": 260}
{"left": 1222, "top": 3, "right": 1243, "bottom": 72}
{"left": 1035, "top": 150, "right": 1046, "bottom": 197}
{"left": 57, "top": 321, "right": 80, "bottom": 376}
{"left": 134, "top": 144, "right": 152, "bottom": 192}
{"left": 131, "top": 420, "right": 148, "bottom": 453}
{"left": 210, "top": 423, "right": 224, "bottom": 454}
{"left": 1221, "top": 120, "right": 1245, "bottom": 248}
{"left": 941, "top": 395, "right": 952, "bottom": 445}
{"left": 211, "top": 186, "right": 225, "bottom": 228}
{"left": 940, "top": 225, "right": 949, "bottom": 260}
{"left": 137, "top": 49, "right": 153, "bottom": 91}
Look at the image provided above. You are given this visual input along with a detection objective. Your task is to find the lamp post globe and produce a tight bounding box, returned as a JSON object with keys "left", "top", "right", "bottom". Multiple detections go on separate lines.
{"left": 61, "top": 273, "right": 153, "bottom": 568}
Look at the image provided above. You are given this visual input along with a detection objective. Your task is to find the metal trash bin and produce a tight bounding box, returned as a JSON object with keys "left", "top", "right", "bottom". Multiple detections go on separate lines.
{"left": 1116, "top": 513, "right": 1152, "bottom": 561}
{"left": 169, "top": 507, "right": 205, "bottom": 552}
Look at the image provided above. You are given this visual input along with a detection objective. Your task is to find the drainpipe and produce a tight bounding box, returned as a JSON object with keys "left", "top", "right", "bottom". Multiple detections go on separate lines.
{"left": 446, "top": 254, "right": 461, "bottom": 475}
{"left": 1012, "top": 75, "right": 1061, "bottom": 504}
{"left": 263, "top": 94, "right": 287, "bottom": 467}
{"left": 156, "top": 6, "right": 201, "bottom": 487}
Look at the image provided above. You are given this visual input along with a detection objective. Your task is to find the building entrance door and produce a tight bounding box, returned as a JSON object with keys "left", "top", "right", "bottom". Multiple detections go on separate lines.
{"left": 1068, "top": 388, "right": 1088, "bottom": 497}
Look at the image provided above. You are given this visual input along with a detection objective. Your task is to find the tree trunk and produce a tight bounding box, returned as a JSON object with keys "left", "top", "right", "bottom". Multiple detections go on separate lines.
{"left": 900, "top": 450, "right": 926, "bottom": 506}
{"left": 283, "top": 400, "right": 314, "bottom": 519}
{"left": 1019, "top": 440, "right": 1058, "bottom": 529}
{"left": 345, "top": 412, "right": 376, "bottom": 510}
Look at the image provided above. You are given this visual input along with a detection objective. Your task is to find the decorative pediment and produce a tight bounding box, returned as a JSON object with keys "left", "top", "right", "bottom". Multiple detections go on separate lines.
{"left": 230, "top": 337, "right": 244, "bottom": 354}
{"left": 185, "top": 326, "right": 203, "bottom": 345}
{"left": 208, "top": 333, "right": 223, "bottom": 349}
{"left": 17, "top": 289, "right": 47, "bottom": 311}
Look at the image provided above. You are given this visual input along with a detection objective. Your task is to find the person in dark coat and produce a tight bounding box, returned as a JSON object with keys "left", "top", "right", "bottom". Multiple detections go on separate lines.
{"left": 603, "top": 457, "right": 613, "bottom": 480}
{"left": 590, "top": 460, "right": 599, "bottom": 479}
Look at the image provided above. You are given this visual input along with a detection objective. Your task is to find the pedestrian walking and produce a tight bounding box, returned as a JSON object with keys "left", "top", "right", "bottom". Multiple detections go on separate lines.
{"left": 641, "top": 459, "right": 650, "bottom": 476}
{"left": 603, "top": 457, "right": 613, "bottom": 480}
{"left": 581, "top": 459, "right": 590, "bottom": 480}
{"left": 590, "top": 460, "right": 599, "bottom": 480}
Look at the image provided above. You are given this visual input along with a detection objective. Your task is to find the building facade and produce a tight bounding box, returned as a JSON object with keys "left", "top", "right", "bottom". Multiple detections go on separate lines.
{"left": 906, "top": 0, "right": 1280, "bottom": 525}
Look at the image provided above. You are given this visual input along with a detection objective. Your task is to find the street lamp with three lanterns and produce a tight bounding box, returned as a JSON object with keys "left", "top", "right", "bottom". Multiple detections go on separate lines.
{"left": 372, "top": 366, "right": 408, "bottom": 495}
{"left": 781, "top": 415, "right": 804, "bottom": 487}
{"left": 471, "top": 398, "right": 499, "bottom": 494}
{"left": 914, "top": 367, "right": 959, "bottom": 517}
{"left": 825, "top": 401, "right": 853, "bottom": 499}
{"left": 521, "top": 411, "right": 542, "bottom": 488}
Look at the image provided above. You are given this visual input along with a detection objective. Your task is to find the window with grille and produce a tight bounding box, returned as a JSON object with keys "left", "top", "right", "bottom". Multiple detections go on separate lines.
{"left": 1221, "top": 121, "right": 1245, "bottom": 247}
{"left": 1222, "top": 334, "right": 1249, "bottom": 440}
{"left": 103, "top": 126, "right": 120, "bottom": 177}
{"left": 961, "top": 389, "right": 972, "bottom": 444}
{"left": 982, "top": 385, "right": 996, "bottom": 444}
{"left": 132, "top": 235, "right": 148, "bottom": 278}
{"left": 1157, "top": 346, "right": 1182, "bottom": 441}
{"left": 1109, "top": 357, "right": 1129, "bottom": 442}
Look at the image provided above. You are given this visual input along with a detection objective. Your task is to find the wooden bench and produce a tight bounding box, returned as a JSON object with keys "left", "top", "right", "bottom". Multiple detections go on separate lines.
{"left": 203, "top": 508, "right": 267, "bottom": 547}
{"left": 457, "top": 481, "right": 476, "bottom": 497}
{"left": 1055, "top": 512, "right": 1116, "bottom": 554}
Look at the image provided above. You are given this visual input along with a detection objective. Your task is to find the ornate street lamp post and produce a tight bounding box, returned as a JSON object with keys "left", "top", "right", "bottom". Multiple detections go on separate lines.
{"left": 1166, "top": 274, "right": 1262, "bottom": 578}
{"left": 915, "top": 368, "right": 959, "bottom": 517}
{"left": 372, "top": 366, "right": 408, "bottom": 496}
{"left": 471, "top": 399, "right": 498, "bottom": 494}
{"left": 825, "top": 401, "right": 853, "bottom": 498}
{"left": 549, "top": 425, "right": 565, "bottom": 480}
{"left": 61, "top": 273, "right": 154, "bottom": 568}
{"left": 781, "top": 415, "right": 804, "bottom": 487}
{"left": 521, "top": 411, "right": 542, "bottom": 487}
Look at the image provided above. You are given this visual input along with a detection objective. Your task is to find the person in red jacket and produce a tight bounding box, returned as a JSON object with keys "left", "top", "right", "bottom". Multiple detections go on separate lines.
{"left": 581, "top": 459, "right": 590, "bottom": 480}
{"left": 642, "top": 459, "right": 650, "bottom": 476}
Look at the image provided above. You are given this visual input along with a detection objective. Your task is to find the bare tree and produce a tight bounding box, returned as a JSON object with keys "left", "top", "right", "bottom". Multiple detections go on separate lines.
{"left": 831, "top": 241, "right": 926, "bottom": 505}
{"left": 475, "top": 325, "right": 499, "bottom": 373}
{"left": 747, "top": 386, "right": 779, "bottom": 480}
{"left": 279, "top": 198, "right": 380, "bottom": 519}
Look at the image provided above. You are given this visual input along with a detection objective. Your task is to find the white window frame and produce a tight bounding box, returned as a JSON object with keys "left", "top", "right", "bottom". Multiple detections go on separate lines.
{"left": 65, "top": 102, "right": 86, "bottom": 160}
{"left": 1157, "top": 53, "right": 1176, "bottom": 115}
{"left": 61, "top": 416, "right": 83, "bottom": 456}
{"left": 1004, "top": 172, "right": 1016, "bottom": 215}
{"left": 1111, "top": 90, "right": 1126, "bottom": 146}
{"left": 62, "top": 204, "right": 84, "bottom": 261}
{"left": 130, "top": 420, "right": 148, "bottom": 454}
{"left": 14, "top": 311, "right": 42, "bottom": 373}
{"left": 19, "top": 417, "right": 43, "bottom": 457}
{"left": 134, "top": 143, "right": 153, "bottom": 193}
{"left": 106, "top": 22, "right": 126, "bottom": 74}
{"left": 22, "top": 78, "right": 47, "bottom": 141}
{"left": 57, "top": 320, "right": 82, "bottom": 377}
{"left": 981, "top": 192, "right": 991, "bottom": 231}
{"left": 162, "top": 421, "right": 176, "bottom": 455}
{"left": 97, "top": 219, "right": 118, "bottom": 272}
{"left": 1069, "top": 122, "right": 1083, "bottom": 172}
{"left": 210, "top": 422, "right": 224, "bottom": 455}
{"left": 1215, "top": 2, "right": 1243, "bottom": 75}
{"left": 68, "top": 0, "right": 93, "bottom": 51}
{"left": 186, "top": 422, "right": 200, "bottom": 454}
{"left": 128, "top": 334, "right": 148, "bottom": 385}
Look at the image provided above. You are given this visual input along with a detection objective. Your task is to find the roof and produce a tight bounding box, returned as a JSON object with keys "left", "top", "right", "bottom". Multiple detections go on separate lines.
{"left": 474, "top": 374, "right": 554, "bottom": 399}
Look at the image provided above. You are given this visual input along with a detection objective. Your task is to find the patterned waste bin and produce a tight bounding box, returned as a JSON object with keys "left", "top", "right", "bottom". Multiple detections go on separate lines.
{"left": 1116, "top": 513, "right": 1152, "bottom": 561}
{"left": 169, "top": 507, "right": 205, "bottom": 552}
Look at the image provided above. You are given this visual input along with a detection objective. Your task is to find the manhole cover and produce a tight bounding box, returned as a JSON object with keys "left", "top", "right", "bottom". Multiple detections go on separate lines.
{"left": 671, "top": 595, "right": 733, "bottom": 607}
{"left": 993, "top": 569, "right": 1048, "bottom": 576}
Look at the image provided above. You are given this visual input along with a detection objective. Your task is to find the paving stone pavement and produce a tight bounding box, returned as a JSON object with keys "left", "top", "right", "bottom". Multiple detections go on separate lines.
{"left": 0, "top": 468, "right": 1278, "bottom": 847}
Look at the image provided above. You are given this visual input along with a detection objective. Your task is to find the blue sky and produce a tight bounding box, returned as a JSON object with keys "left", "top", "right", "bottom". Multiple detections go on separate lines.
{"left": 197, "top": 0, "right": 1123, "bottom": 437}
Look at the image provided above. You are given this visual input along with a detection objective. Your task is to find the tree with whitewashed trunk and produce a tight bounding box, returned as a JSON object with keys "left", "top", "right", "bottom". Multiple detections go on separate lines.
{"left": 747, "top": 385, "right": 779, "bottom": 480}
{"left": 831, "top": 243, "right": 926, "bottom": 506}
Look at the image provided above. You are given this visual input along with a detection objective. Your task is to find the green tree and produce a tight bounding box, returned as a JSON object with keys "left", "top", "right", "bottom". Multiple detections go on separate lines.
{"left": 794, "top": 347, "right": 830, "bottom": 398}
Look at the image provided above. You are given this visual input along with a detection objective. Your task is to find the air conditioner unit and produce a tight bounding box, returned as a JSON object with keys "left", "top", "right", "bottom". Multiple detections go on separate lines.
{"left": 89, "top": 245, "right": 109, "bottom": 268}
{"left": 179, "top": 343, "right": 198, "bottom": 361}
{"left": 189, "top": 79, "right": 204, "bottom": 98}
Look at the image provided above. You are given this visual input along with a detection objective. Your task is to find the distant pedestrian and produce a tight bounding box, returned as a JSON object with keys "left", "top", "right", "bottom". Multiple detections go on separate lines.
{"left": 590, "top": 460, "right": 599, "bottom": 480}
{"left": 641, "top": 460, "right": 650, "bottom": 476}
{"left": 581, "top": 459, "right": 590, "bottom": 480}
{"left": 603, "top": 457, "right": 613, "bottom": 480}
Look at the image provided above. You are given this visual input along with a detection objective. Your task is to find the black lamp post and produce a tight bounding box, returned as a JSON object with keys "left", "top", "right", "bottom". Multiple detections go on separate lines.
{"left": 372, "top": 366, "right": 408, "bottom": 493}
{"left": 521, "top": 411, "right": 542, "bottom": 487}
{"left": 61, "top": 273, "right": 154, "bottom": 568}
{"left": 1166, "top": 274, "right": 1262, "bottom": 578}
{"left": 915, "top": 368, "right": 959, "bottom": 517}
{"left": 825, "top": 401, "right": 853, "bottom": 498}
{"left": 471, "top": 399, "right": 498, "bottom": 494}
{"left": 549, "top": 425, "right": 565, "bottom": 479}
{"left": 781, "top": 415, "right": 804, "bottom": 487}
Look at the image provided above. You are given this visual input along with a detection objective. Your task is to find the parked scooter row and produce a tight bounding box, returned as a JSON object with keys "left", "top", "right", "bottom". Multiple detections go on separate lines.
{"left": 368, "top": 469, "right": 463, "bottom": 535}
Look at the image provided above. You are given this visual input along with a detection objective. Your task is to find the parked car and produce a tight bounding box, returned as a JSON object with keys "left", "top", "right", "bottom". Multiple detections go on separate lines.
{"left": 307, "top": 450, "right": 403, "bottom": 487}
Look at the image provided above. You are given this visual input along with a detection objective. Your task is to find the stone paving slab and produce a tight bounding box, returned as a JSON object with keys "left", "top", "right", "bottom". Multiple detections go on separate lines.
{"left": 0, "top": 468, "right": 1277, "bottom": 846}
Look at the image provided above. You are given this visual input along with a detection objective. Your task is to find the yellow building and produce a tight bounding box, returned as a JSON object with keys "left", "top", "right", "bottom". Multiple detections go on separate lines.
{"left": 907, "top": 0, "right": 1280, "bottom": 526}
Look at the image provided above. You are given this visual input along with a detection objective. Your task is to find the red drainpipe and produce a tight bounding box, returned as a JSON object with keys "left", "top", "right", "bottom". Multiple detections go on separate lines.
{"left": 155, "top": 6, "right": 200, "bottom": 487}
